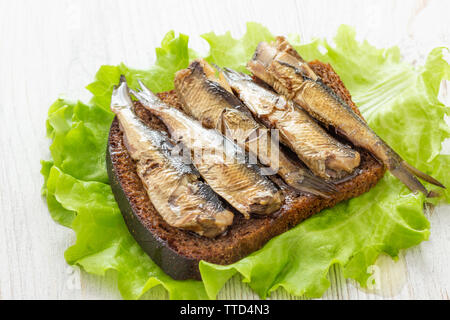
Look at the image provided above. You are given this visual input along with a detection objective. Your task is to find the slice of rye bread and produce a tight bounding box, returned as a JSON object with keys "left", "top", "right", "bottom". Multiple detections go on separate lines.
{"left": 106, "top": 60, "right": 386, "bottom": 280}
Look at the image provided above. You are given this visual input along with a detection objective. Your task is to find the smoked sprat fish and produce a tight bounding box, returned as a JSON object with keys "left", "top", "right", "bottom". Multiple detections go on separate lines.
{"left": 221, "top": 66, "right": 361, "bottom": 181}
{"left": 247, "top": 37, "right": 445, "bottom": 195}
{"left": 174, "top": 59, "right": 337, "bottom": 195}
{"left": 130, "top": 79, "right": 284, "bottom": 218}
{"left": 110, "top": 77, "right": 234, "bottom": 237}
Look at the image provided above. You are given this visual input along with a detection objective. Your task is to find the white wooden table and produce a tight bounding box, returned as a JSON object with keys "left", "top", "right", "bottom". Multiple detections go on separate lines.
{"left": 0, "top": 0, "right": 449, "bottom": 300}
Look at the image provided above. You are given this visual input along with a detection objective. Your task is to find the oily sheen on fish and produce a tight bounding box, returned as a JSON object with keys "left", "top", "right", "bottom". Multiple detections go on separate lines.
{"left": 130, "top": 79, "right": 284, "bottom": 218}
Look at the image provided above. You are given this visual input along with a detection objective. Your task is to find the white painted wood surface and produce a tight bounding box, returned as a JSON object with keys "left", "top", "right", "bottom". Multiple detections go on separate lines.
{"left": 0, "top": 0, "right": 449, "bottom": 300}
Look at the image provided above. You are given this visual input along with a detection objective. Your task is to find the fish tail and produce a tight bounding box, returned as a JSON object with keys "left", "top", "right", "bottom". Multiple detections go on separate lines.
{"left": 221, "top": 67, "right": 253, "bottom": 82}
{"left": 286, "top": 171, "right": 337, "bottom": 198}
{"left": 111, "top": 75, "right": 133, "bottom": 111}
{"left": 129, "top": 80, "right": 161, "bottom": 107}
{"left": 386, "top": 147, "right": 444, "bottom": 195}
{"left": 389, "top": 162, "right": 428, "bottom": 195}
{"left": 402, "top": 161, "right": 445, "bottom": 189}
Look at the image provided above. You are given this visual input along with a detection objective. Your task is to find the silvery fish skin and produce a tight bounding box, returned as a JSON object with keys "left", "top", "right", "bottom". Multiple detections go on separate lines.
{"left": 174, "top": 59, "right": 336, "bottom": 195}
{"left": 248, "top": 37, "right": 445, "bottom": 194}
{"left": 110, "top": 78, "right": 234, "bottom": 237}
{"left": 130, "top": 80, "right": 284, "bottom": 218}
{"left": 222, "top": 67, "right": 361, "bottom": 181}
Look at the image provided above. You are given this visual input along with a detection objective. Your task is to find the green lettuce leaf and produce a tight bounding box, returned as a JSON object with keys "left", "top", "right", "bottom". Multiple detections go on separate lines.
{"left": 43, "top": 106, "right": 207, "bottom": 299}
{"left": 41, "top": 23, "right": 450, "bottom": 299}
{"left": 86, "top": 30, "right": 191, "bottom": 110}
{"left": 202, "top": 22, "right": 275, "bottom": 73}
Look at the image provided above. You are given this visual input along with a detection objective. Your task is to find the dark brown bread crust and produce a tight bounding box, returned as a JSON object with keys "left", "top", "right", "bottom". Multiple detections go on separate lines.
{"left": 106, "top": 61, "right": 386, "bottom": 280}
